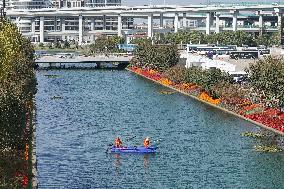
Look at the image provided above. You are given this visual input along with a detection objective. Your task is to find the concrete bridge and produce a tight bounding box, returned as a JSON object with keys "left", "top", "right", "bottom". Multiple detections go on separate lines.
{"left": 35, "top": 55, "right": 133, "bottom": 69}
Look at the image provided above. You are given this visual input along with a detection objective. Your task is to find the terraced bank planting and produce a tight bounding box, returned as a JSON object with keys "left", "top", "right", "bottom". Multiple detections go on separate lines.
{"left": 129, "top": 40, "right": 284, "bottom": 136}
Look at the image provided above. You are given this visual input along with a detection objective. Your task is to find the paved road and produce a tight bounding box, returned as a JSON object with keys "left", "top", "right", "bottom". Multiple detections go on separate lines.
{"left": 215, "top": 57, "right": 256, "bottom": 72}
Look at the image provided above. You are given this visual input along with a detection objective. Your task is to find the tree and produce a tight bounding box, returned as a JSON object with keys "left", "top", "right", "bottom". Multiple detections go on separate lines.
{"left": 131, "top": 37, "right": 151, "bottom": 45}
{"left": 47, "top": 42, "right": 52, "bottom": 49}
{"left": 0, "top": 20, "right": 36, "bottom": 188}
{"left": 163, "top": 65, "right": 187, "bottom": 83}
{"left": 133, "top": 42, "right": 179, "bottom": 72}
{"left": 202, "top": 68, "right": 232, "bottom": 97}
{"left": 63, "top": 40, "right": 70, "bottom": 49}
{"left": 184, "top": 67, "right": 232, "bottom": 97}
{"left": 233, "top": 31, "right": 255, "bottom": 47}
{"left": 270, "top": 32, "right": 281, "bottom": 47}
{"left": 89, "top": 36, "right": 125, "bottom": 54}
{"left": 256, "top": 33, "right": 280, "bottom": 47}
{"left": 134, "top": 31, "right": 259, "bottom": 46}
{"left": 256, "top": 33, "right": 270, "bottom": 47}
{"left": 38, "top": 42, "right": 44, "bottom": 48}
{"left": 248, "top": 56, "right": 284, "bottom": 108}
{"left": 184, "top": 66, "right": 206, "bottom": 86}
{"left": 53, "top": 40, "right": 61, "bottom": 49}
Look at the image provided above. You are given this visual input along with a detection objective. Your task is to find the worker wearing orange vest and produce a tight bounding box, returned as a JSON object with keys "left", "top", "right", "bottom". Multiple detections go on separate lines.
{"left": 143, "top": 137, "right": 150, "bottom": 148}
{"left": 114, "top": 137, "right": 122, "bottom": 148}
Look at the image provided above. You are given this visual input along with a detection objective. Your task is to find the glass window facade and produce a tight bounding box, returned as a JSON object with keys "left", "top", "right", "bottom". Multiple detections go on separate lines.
{"left": 7, "top": 0, "right": 51, "bottom": 9}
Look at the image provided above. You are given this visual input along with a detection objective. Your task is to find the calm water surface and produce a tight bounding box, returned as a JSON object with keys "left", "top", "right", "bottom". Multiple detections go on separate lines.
{"left": 36, "top": 70, "right": 284, "bottom": 189}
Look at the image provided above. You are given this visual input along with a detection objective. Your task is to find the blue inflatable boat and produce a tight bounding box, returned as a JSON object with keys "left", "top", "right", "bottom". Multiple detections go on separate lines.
{"left": 111, "top": 146, "right": 158, "bottom": 153}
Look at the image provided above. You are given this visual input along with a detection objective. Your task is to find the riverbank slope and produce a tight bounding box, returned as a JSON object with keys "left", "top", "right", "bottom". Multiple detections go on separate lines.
{"left": 127, "top": 68, "right": 284, "bottom": 136}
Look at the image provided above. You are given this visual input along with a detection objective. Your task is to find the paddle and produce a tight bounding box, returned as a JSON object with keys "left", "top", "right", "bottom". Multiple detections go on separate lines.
{"left": 105, "top": 143, "right": 114, "bottom": 153}
{"left": 125, "top": 136, "right": 136, "bottom": 142}
{"left": 152, "top": 139, "right": 161, "bottom": 148}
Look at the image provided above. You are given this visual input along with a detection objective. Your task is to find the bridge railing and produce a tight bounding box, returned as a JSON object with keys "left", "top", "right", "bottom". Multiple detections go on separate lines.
{"left": 202, "top": 1, "right": 284, "bottom": 7}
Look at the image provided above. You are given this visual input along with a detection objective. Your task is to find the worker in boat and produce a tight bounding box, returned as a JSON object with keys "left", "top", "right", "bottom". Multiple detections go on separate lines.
{"left": 143, "top": 137, "right": 150, "bottom": 148}
{"left": 114, "top": 137, "right": 122, "bottom": 148}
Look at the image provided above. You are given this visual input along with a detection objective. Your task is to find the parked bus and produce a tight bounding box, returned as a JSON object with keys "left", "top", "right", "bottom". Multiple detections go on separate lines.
{"left": 243, "top": 46, "right": 271, "bottom": 55}
{"left": 229, "top": 50, "right": 259, "bottom": 59}
{"left": 186, "top": 44, "right": 208, "bottom": 53}
{"left": 258, "top": 49, "right": 270, "bottom": 55}
{"left": 186, "top": 44, "right": 237, "bottom": 55}
{"left": 196, "top": 46, "right": 236, "bottom": 55}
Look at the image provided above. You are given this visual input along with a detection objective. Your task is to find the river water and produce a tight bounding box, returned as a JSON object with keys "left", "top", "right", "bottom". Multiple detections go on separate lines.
{"left": 36, "top": 70, "right": 284, "bottom": 189}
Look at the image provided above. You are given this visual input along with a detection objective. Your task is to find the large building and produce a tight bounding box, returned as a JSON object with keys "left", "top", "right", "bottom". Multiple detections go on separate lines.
{"left": 7, "top": 0, "right": 51, "bottom": 9}
{"left": 6, "top": 0, "right": 122, "bottom": 9}
{"left": 6, "top": 3, "right": 284, "bottom": 45}
{"left": 8, "top": 0, "right": 133, "bottom": 43}
{"left": 51, "top": 0, "right": 121, "bottom": 8}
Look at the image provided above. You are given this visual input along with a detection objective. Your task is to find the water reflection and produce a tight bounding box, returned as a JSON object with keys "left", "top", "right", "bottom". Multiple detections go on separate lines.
{"left": 111, "top": 153, "right": 155, "bottom": 171}
{"left": 143, "top": 154, "right": 151, "bottom": 168}
{"left": 113, "top": 153, "right": 121, "bottom": 173}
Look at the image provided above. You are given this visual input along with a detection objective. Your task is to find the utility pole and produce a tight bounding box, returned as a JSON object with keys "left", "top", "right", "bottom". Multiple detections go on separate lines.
{"left": 1, "top": 0, "right": 6, "bottom": 20}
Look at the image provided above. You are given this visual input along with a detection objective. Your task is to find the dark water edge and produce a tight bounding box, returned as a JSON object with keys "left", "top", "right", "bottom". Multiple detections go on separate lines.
{"left": 36, "top": 69, "right": 284, "bottom": 189}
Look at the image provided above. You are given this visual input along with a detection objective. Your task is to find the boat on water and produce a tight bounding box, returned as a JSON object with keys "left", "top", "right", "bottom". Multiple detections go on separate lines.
{"left": 111, "top": 146, "right": 158, "bottom": 153}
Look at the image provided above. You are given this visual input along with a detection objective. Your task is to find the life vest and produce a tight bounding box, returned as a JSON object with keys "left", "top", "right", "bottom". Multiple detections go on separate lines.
{"left": 144, "top": 138, "right": 150, "bottom": 148}
{"left": 115, "top": 138, "right": 122, "bottom": 147}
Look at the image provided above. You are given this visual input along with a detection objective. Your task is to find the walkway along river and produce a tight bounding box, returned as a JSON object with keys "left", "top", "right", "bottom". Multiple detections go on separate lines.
{"left": 36, "top": 69, "right": 284, "bottom": 188}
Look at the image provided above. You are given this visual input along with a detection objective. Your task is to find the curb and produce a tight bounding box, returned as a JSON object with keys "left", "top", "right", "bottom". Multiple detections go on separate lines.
{"left": 32, "top": 108, "right": 38, "bottom": 189}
